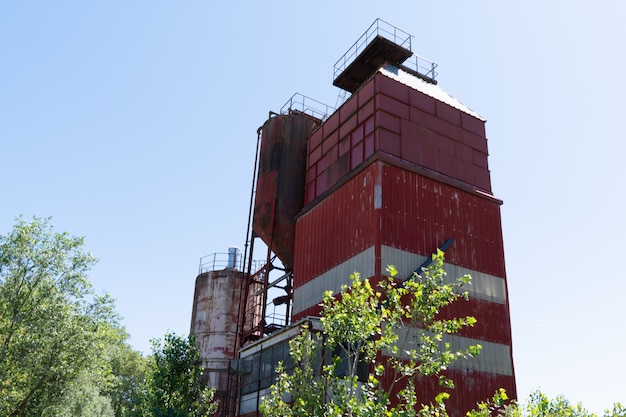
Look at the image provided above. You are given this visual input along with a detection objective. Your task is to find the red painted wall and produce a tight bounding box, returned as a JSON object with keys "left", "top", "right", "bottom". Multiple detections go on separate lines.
{"left": 291, "top": 68, "right": 515, "bottom": 415}
{"left": 305, "top": 71, "right": 492, "bottom": 205}
{"left": 295, "top": 163, "right": 380, "bottom": 284}
{"left": 380, "top": 163, "right": 505, "bottom": 278}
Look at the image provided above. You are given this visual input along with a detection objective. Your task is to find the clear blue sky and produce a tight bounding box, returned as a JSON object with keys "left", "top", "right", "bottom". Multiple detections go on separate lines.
{"left": 2, "top": 1, "right": 624, "bottom": 413}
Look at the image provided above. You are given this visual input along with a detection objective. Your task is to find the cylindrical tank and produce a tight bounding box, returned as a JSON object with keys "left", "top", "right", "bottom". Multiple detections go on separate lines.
{"left": 189, "top": 268, "right": 244, "bottom": 414}
{"left": 253, "top": 112, "right": 320, "bottom": 270}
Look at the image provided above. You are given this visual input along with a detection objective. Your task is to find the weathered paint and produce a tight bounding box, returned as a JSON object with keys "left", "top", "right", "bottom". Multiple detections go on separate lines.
{"left": 189, "top": 269, "right": 244, "bottom": 412}
{"left": 380, "top": 245, "right": 507, "bottom": 304}
{"left": 387, "top": 327, "right": 514, "bottom": 376}
{"left": 292, "top": 246, "right": 375, "bottom": 314}
{"left": 253, "top": 113, "right": 319, "bottom": 270}
{"left": 379, "top": 163, "right": 506, "bottom": 277}
{"left": 295, "top": 160, "right": 507, "bottom": 291}
{"left": 380, "top": 366, "right": 516, "bottom": 417}
{"left": 304, "top": 65, "right": 492, "bottom": 206}
{"left": 293, "top": 245, "right": 509, "bottom": 319}
{"left": 239, "top": 34, "right": 515, "bottom": 416}
{"left": 295, "top": 163, "right": 381, "bottom": 285}
{"left": 291, "top": 60, "right": 516, "bottom": 413}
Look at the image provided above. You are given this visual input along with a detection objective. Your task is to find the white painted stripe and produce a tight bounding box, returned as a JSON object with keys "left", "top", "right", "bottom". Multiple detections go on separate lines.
{"left": 386, "top": 326, "right": 513, "bottom": 376}
{"left": 293, "top": 245, "right": 507, "bottom": 316}
{"left": 293, "top": 246, "right": 375, "bottom": 315}
{"left": 381, "top": 245, "right": 507, "bottom": 304}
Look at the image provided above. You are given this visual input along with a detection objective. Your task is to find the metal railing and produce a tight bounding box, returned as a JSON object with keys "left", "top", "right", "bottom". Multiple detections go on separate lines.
{"left": 333, "top": 18, "right": 438, "bottom": 84}
{"left": 280, "top": 93, "right": 335, "bottom": 121}
{"left": 333, "top": 18, "right": 412, "bottom": 81}
{"left": 401, "top": 54, "right": 438, "bottom": 82}
{"left": 198, "top": 252, "right": 265, "bottom": 275}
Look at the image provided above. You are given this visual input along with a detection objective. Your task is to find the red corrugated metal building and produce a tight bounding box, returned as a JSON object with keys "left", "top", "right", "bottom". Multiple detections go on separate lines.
{"left": 195, "top": 19, "right": 517, "bottom": 417}
{"left": 287, "top": 24, "right": 516, "bottom": 415}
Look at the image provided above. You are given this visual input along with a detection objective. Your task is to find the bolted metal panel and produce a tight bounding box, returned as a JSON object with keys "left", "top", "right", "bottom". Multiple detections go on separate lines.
{"left": 306, "top": 67, "right": 492, "bottom": 206}
{"left": 253, "top": 113, "right": 319, "bottom": 270}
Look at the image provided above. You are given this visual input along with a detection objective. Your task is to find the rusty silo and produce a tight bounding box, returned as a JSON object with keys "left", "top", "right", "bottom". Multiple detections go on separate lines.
{"left": 190, "top": 251, "right": 254, "bottom": 417}
{"left": 252, "top": 110, "right": 320, "bottom": 271}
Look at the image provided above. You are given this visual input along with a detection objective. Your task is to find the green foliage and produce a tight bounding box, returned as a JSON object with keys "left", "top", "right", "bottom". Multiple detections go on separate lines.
{"left": 469, "top": 389, "right": 626, "bottom": 417}
{"left": 261, "top": 250, "right": 479, "bottom": 417}
{"left": 260, "top": 323, "right": 326, "bottom": 417}
{"left": 145, "top": 332, "right": 218, "bottom": 417}
{"left": 0, "top": 216, "right": 121, "bottom": 417}
{"left": 44, "top": 370, "right": 115, "bottom": 417}
{"left": 105, "top": 340, "right": 151, "bottom": 417}
{"left": 382, "top": 251, "right": 479, "bottom": 394}
{"left": 0, "top": 217, "right": 217, "bottom": 417}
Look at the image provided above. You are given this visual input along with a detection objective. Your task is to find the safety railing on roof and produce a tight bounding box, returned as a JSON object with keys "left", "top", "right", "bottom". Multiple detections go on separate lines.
{"left": 198, "top": 252, "right": 265, "bottom": 275}
{"left": 333, "top": 18, "right": 438, "bottom": 84}
{"left": 401, "top": 54, "right": 438, "bottom": 82}
{"left": 280, "top": 93, "right": 335, "bottom": 121}
{"left": 333, "top": 18, "right": 412, "bottom": 81}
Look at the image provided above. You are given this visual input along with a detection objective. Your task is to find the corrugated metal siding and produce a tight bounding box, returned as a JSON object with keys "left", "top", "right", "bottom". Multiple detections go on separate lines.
{"left": 294, "top": 164, "right": 381, "bottom": 286}
{"left": 290, "top": 61, "right": 515, "bottom": 414}
{"left": 387, "top": 328, "right": 513, "bottom": 375}
{"left": 380, "top": 245, "right": 507, "bottom": 304}
{"left": 293, "top": 246, "right": 375, "bottom": 315}
{"left": 440, "top": 297, "right": 513, "bottom": 346}
{"left": 294, "top": 161, "right": 512, "bottom": 338}
{"left": 381, "top": 367, "right": 516, "bottom": 417}
{"left": 380, "top": 163, "right": 506, "bottom": 278}
{"left": 293, "top": 247, "right": 513, "bottom": 345}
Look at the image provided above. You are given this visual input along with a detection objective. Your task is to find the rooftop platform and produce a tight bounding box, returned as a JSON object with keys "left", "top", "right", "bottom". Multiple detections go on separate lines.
{"left": 333, "top": 19, "right": 437, "bottom": 93}
{"left": 333, "top": 35, "right": 412, "bottom": 93}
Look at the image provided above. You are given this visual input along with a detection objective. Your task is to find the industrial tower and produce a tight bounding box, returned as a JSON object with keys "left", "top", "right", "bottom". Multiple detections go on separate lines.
{"left": 191, "top": 19, "right": 516, "bottom": 417}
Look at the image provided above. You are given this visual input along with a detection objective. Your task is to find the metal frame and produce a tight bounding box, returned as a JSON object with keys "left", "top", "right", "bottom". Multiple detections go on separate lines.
{"left": 333, "top": 18, "right": 438, "bottom": 85}
{"left": 280, "top": 93, "right": 334, "bottom": 121}
{"left": 334, "top": 18, "right": 412, "bottom": 80}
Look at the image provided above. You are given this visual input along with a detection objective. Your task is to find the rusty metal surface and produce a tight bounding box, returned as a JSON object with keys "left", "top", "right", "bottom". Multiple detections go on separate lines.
{"left": 292, "top": 160, "right": 516, "bottom": 413}
{"left": 306, "top": 67, "right": 493, "bottom": 206}
{"left": 295, "top": 162, "right": 381, "bottom": 287}
{"left": 190, "top": 270, "right": 244, "bottom": 416}
{"left": 333, "top": 35, "right": 412, "bottom": 93}
{"left": 380, "top": 163, "right": 505, "bottom": 277}
{"left": 253, "top": 113, "right": 319, "bottom": 270}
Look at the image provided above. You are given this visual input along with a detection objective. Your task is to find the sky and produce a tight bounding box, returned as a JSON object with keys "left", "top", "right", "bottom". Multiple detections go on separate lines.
{"left": 1, "top": 0, "right": 625, "bottom": 413}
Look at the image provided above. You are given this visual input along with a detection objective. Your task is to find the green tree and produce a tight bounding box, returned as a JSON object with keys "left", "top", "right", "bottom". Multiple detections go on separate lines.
{"left": 105, "top": 340, "right": 151, "bottom": 417}
{"left": 469, "top": 389, "right": 626, "bottom": 417}
{"left": 44, "top": 370, "right": 115, "bottom": 417}
{"left": 261, "top": 250, "right": 480, "bottom": 417}
{"left": 0, "top": 216, "right": 121, "bottom": 417}
{"left": 146, "top": 332, "right": 218, "bottom": 417}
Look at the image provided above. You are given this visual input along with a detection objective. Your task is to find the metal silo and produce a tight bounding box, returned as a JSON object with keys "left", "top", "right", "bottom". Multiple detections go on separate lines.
{"left": 190, "top": 253, "right": 251, "bottom": 416}
{"left": 252, "top": 111, "right": 320, "bottom": 271}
